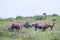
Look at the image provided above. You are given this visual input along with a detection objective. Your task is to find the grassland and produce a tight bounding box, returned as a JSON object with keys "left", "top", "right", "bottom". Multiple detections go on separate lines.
{"left": 0, "top": 16, "right": 60, "bottom": 40}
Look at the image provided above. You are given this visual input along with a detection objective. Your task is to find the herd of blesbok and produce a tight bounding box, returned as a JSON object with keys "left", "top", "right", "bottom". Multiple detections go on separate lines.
{"left": 7, "top": 20, "right": 55, "bottom": 32}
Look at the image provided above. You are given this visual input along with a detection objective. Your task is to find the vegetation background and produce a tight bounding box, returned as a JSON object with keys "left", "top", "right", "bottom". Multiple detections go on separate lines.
{"left": 0, "top": 13, "right": 60, "bottom": 40}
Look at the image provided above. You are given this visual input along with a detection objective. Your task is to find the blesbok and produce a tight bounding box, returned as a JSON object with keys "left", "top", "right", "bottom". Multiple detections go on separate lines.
{"left": 32, "top": 21, "right": 55, "bottom": 31}
{"left": 7, "top": 21, "right": 32, "bottom": 32}
{"left": 7, "top": 22, "right": 22, "bottom": 32}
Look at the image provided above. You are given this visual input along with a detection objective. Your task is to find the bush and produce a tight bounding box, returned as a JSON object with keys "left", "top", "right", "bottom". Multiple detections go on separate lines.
{"left": 0, "top": 18, "right": 3, "bottom": 21}
{"left": 51, "top": 19, "right": 56, "bottom": 21}
{"left": 34, "top": 15, "right": 46, "bottom": 20}
{"left": 52, "top": 14, "right": 58, "bottom": 16}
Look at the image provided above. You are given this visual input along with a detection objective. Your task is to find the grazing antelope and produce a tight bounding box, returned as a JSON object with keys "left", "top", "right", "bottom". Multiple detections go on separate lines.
{"left": 7, "top": 21, "right": 32, "bottom": 32}
{"left": 32, "top": 22, "right": 55, "bottom": 31}
{"left": 7, "top": 22, "right": 22, "bottom": 32}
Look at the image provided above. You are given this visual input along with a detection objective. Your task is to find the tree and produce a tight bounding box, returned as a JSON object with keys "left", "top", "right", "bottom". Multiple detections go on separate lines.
{"left": 16, "top": 16, "right": 22, "bottom": 19}
{"left": 43, "top": 13, "right": 47, "bottom": 17}
{"left": 43, "top": 13, "right": 47, "bottom": 19}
